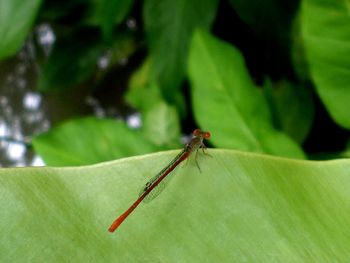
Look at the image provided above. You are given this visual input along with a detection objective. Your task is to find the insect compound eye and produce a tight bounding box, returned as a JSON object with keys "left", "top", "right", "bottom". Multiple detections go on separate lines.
{"left": 192, "top": 129, "right": 211, "bottom": 139}
{"left": 203, "top": 132, "right": 211, "bottom": 139}
{"left": 192, "top": 129, "right": 201, "bottom": 136}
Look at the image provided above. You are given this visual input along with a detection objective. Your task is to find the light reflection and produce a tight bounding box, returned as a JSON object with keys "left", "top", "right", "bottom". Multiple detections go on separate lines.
{"left": 7, "top": 143, "right": 26, "bottom": 161}
{"left": 126, "top": 18, "right": 137, "bottom": 30}
{"left": 23, "top": 92, "right": 42, "bottom": 110}
{"left": 36, "top": 23, "right": 56, "bottom": 55}
{"left": 31, "top": 155, "right": 45, "bottom": 166}
{"left": 0, "top": 121, "right": 8, "bottom": 136}
{"left": 126, "top": 113, "right": 141, "bottom": 128}
{"left": 0, "top": 36, "right": 52, "bottom": 167}
{"left": 0, "top": 96, "right": 8, "bottom": 105}
{"left": 97, "top": 52, "right": 111, "bottom": 69}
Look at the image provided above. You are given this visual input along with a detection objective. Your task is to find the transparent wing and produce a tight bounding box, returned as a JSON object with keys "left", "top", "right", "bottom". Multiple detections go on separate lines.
{"left": 138, "top": 169, "right": 176, "bottom": 203}
{"left": 142, "top": 171, "right": 176, "bottom": 203}
{"left": 139, "top": 150, "right": 186, "bottom": 203}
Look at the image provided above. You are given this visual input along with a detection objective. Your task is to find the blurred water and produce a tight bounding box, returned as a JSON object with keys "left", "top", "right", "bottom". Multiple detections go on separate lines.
{"left": 0, "top": 21, "right": 140, "bottom": 167}
{"left": 0, "top": 40, "right": 48, "bottom": 167}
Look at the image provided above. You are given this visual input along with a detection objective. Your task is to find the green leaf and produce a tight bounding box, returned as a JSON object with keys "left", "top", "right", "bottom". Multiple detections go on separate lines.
{"left": 32, "top": 117, "right": 157, "bottom": 166}
{"left": 301, "top": 0, "right": 350, "bottom": 128}
{"left": 126, "top": 59, "right": 163, "bottom": 112}
{"left": 291, "top": 14, "right": 311, "bottom": 83}
{"left": 38, "top": 30, "right": 103, "bottom": 92}
{"left": 127, "top": 79, "right": 181, "bottom": 147}
{"left": 88, "top": 0, "right": 134, "bottom": 40}
{"left": 2, "top": 150, "right": 350, "bottom": 261}
{"left": 143, "top": 0, "right": 219, "bottom": 102}
{"left": 0, "top": 0, "right": 42, "bottom": 59}
{"left": 264, "top": 79, "right": 314, "bottom": 143}
{"left": 188, "top": 30, "right": 304, "bottom": 159}
{"left": 143, "top": 101, "right": 181, "bottom": 147}
{"left": 126, "top": 63, "right": 182, "bottom": 146}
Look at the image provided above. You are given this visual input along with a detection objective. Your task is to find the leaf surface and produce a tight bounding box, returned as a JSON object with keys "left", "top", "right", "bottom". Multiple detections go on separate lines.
{"left": 302, "top": 0, "right": 350, "bottom": 128}
{"left": 32, "top": 117, "right": 157, "bottom": 166}
{"left": 1, "top": 150, "right": 350, "bottom": 262}
{"left": 144, "top": 0, "right": 218, "bottom": 101}
{"left": 188, "top": 30, "right": 304, "bottom": 159}
{"left": 0, "top": 0, "right": 42, "bottom": 59}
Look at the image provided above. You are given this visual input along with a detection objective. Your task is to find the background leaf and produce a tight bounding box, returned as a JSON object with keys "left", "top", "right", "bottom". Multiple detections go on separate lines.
{"left": 301, "top": 0, "right": 350, "bottom": 128}
{"left": 126, "top": 63, "right": 181, "bottom": 147}
{"left": 264, "top": 79, "right": 314, "bottom": 143}
{"left": 32, "top": 117, "right": 158, "bottom": 166}
{"left": 0, "top": 0, "right": 42, "bottom": 59}
{"left": 143, "top": 0, "right": 219, "bottom": 102}
{"left": 188, "top": 30, "right": 305, "bottom": 159}
{"left": 88, "top": 0, "right": 134, "bottom": 40}
{"left": 37, "top": 29, "right": 104, "bottom": 92}
{"left": 143, "top": 101, "right": 181, "bottom": 147}
{"left": 2, "top": 150, "right": 350, "bottom": 261}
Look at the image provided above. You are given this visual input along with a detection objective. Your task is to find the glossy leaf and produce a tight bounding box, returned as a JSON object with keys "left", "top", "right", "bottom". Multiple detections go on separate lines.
{"left": 32, "top": 117, "right": 157, "bottom": 166}
{"left": 2, "top": 150, "right": 350, "bottom": 261}
{"left": 143, "top": 0, "right": 218, "bottom": 102}
{"left": 301, "top": 0, "right": 350, "bottom": 128}
{"left": 0, "top": 0, "right": 42, "bottom": 59}
{"left": 188, "top": 30, "right": 304, "bottom": 159}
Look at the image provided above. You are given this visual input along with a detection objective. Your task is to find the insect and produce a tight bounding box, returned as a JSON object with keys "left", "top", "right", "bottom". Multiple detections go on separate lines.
{"left": 108, "top": 129, "right": 211, "bottom": 233}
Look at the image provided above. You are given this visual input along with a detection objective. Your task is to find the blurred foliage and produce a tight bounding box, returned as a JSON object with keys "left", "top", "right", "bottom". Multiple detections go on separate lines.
{"left": 0, "top": 0, "right": 349, "bottom": 163}
{"left": 301, "top": 0, "right": 350, "bottom": 129}
{"left": 32, "top": 117, "right": 160, "bottom": 166}
{"left": 0, "top": 0, "right": 42, "bottom": 58}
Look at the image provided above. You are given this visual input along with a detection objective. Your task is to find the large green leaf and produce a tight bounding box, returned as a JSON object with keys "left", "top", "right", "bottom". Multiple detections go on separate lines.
{"left": 188, "top": 30, "right": 304, "bottom": 159}
{"left": 2, "top": 150, "right": 350, "bottom": 261}
{"left": 32, "top": 117, "right": 157, "bottom": 166}
{"left": 301, "top": 0, "right": 350, "bottom": 128}
{"left": 143, "top": 0, "right": 218, "bottom": 102}
{"left": 0, "top": 0, "right": 42, "bottom": 59}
